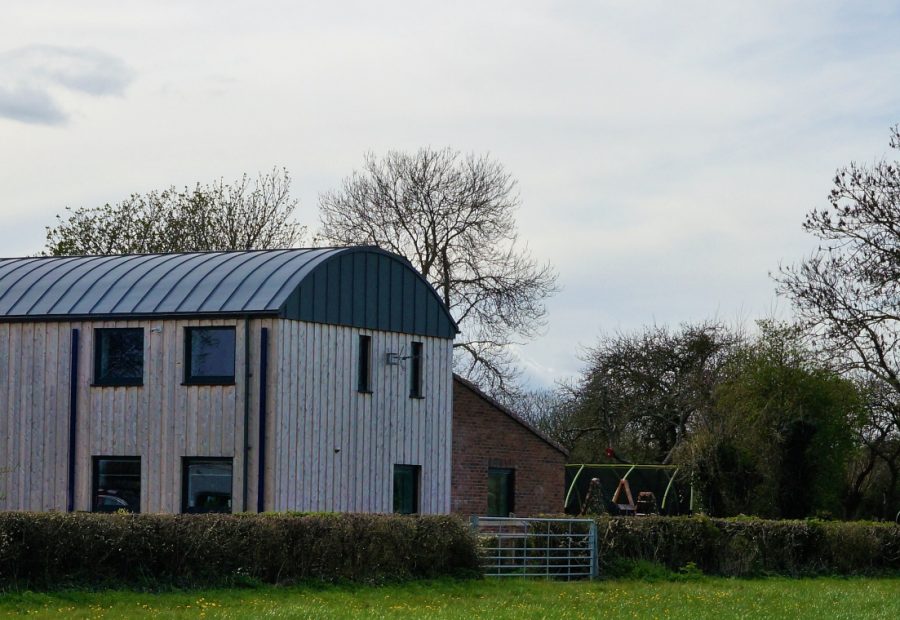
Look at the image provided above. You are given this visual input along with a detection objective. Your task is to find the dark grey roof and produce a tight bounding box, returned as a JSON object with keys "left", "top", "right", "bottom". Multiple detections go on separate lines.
{"left": 0, "top": 247, "right": 458, "bottom": 338}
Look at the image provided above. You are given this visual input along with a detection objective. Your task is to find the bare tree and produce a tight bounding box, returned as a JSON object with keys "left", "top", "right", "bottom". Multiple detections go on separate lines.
{"left": 564, "top": 322, "right": 738, "bottom": 464}
{"left": 45, "top": 167, "right": 305, "bottom": 255}
{"left": 776, "top": 125, "right": 900, "bottom": 516}
{"left": 317, "top": 147, "right": 558, "bottom": 395}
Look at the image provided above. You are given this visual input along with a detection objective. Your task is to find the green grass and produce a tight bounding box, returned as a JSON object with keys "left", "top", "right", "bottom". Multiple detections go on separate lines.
{"left": 0, "top": 577, "right": 898, "bottom": 619}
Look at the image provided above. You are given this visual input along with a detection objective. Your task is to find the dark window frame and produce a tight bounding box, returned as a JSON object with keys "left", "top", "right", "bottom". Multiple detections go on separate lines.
{"left": 409, "top": 341, "right": 424, "bottom": 399}
{"left": 487, "top": 467, "right": 515, "bottom": 517}
{"left": 93, "top": 328, "right": 144, "bottom": 386}
{"left": 358, "top": 334, "right": 372, "bottom": 393}
{"left": 393, "top": 464, "right": 421, "bottom": 514}
{"left": 183, "top": 326, "right": 236, "bottom": 385}
{"left": 181, "top": 456, "right": 234, "bottom": 514}
{"left": 92, "top": 455, "right": 141, "bottom": 513}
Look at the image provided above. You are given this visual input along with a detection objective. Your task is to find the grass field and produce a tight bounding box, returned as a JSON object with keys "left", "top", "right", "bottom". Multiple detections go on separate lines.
{"left": 0, "top": 577, "right": 898, "bottom": 619}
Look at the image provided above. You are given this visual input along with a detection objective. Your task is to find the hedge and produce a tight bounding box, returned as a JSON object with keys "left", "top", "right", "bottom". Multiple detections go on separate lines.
{"left": 594, "top": 515, "right": 900, "bottom": 577}
{"left": 0, "top": 512, "right": 480, "bottom": 590}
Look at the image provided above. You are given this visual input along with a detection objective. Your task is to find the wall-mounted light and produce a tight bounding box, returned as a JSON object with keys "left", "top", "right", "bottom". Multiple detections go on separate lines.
{"left": 385, "top": 352, "right": 401, "bottom": 365}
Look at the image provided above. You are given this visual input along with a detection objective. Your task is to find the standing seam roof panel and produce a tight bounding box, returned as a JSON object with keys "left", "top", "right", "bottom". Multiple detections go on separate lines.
{"left": 152, "top": 252, "right": 235, "bottom": 313}
{"left": 0, "top": 248, "right": 459, "bottom": 338}
{"left": 12, "top": 256, "right": 84, "bottom": 315}
{"left": 98, "top": 253, "right": 187, "bottom": 315}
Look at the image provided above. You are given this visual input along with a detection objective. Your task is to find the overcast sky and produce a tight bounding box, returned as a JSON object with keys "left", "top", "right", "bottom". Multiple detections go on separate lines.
{"left": 2, "top": 1, "right": 900, "bottom": 388}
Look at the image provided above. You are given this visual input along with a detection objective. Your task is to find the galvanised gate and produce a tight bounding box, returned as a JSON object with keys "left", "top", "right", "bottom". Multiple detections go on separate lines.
{"left": 470, "top": 516, "right": 598, "bottom": 580}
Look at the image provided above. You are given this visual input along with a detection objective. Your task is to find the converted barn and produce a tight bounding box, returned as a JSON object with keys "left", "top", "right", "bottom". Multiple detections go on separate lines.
{"left": 0, "top": 247, "right": 456, "bottom": 515}
{"left": 451, "top": 375, "right": 568, "bottom": 516}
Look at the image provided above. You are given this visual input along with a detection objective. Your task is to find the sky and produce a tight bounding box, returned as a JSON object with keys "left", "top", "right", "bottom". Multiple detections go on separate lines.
{"left": 2, "top": 1, "right": 900, "bottom": 388}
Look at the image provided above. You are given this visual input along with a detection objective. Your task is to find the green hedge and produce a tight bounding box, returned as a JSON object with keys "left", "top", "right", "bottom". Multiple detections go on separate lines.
{"left": 0, "top": 512, "right": 480, "bottom": 590}
{"left": 594, "top": 516, "right": 900, "bottom": 577}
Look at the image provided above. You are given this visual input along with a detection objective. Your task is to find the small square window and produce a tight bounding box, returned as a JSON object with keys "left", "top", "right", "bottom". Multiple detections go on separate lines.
{"left": 182, "top": 457, "right": 233, "bottom": 513}
{"left": 92, "top": 456, "right": 141, "bottom": 513}
{"left": 184, "top": 327, "right": 236, "bottom": 384}
{"left": 409, "top": 341, "right": 423, "bottom": 398}
{"left": 358, "top": 334, "right": 372, "bottom": 393}
{"left": 94, "top": 328, "right": 143, "bottom": 386}
{"left": 488, "top": 467, "right": 515, "bottom": 517}
{"left": 393, "top": 464, "right": 421, "bottom": 514}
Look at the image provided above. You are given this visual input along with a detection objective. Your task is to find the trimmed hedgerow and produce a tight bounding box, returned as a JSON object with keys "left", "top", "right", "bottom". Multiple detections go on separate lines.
{"left": 593, "top": 515, "right": 900, "bottom": 577}
{"left": 0, "top": 512, "right": 480, "bottom": 590}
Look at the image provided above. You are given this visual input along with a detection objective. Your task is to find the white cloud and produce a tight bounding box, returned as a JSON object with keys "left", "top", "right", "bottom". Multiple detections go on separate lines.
{"left": 0, "top": 45, "right": 132, "bottom": 125}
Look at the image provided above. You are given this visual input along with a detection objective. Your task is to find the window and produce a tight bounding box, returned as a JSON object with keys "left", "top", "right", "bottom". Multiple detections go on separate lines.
{"left": 393, "top": 464, "right": 420, "bottom": 514}
{"left": 182, "top": 458, "right": 233, "bottom": 513}
{"left": 184, "top": 327, "right": 236, "bottom": 384}
{"left": 92, "top": 456, "right": 141, "bottom": 513}
{"left": 358, "top": 334, "right": 372, "bottom": 393}
{"left": 94, "top": 328, "right": 143, "bottom": 386}
{"left": 488, "top": 468, "right": 515, "bottom": 517}
{"left": 409, "top": 341, "right": 423, "bottom": 398}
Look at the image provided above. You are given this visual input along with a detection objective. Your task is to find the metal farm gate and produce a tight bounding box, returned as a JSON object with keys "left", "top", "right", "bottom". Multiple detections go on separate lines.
{"left": 470, "top": 516, "right": 598, "bottom": 580}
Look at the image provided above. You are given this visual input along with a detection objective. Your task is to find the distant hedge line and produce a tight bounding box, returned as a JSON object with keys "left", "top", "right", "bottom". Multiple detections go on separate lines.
{"left": 0, "top": 512, "right": 480, "bottom": 590}
{"left": 594, "top": 516, "right": 900, "bottom": 577}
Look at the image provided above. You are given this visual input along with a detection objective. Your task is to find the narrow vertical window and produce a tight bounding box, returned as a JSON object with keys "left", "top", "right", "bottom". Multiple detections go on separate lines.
{"left": 393, "top": 464, "right": 421, "bottom": 514}
{"left": 92, "top": 456, "right": 141, "bottom": 513}
{"left": 488, "top": 467, "right": 515, "bottom": 517}
{"left": 358, "top": 334, "right": 372, "bottom": 393}
{"left": 409, "top": 341, "right": 423, "bottom": 398}
{"left": 182, "top": 457, "right": 233, "bottom": 513}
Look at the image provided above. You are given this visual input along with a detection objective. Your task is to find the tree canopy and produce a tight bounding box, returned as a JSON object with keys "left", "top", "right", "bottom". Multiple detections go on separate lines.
{"left": 45, "top": 168, "right": 305, "bottom": 255}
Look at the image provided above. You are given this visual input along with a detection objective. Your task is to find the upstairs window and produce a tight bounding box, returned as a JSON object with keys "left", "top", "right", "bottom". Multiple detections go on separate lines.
{"left": 184, "top": 327, "right": 236, "bottom": 385}
{"left": 409, "top": 341, "right": 423, "bottom": 398}
{"left": 358, "top": 334, "right": 372, "bottom": 393}
{"left": 488, "top": 467, "right": 515, "bottom": 517}
{"left": 393, "top": 464, "right": 421, "bottom": 514}
{"left": 94, "top": 328, "right": 143, "bottom": 386}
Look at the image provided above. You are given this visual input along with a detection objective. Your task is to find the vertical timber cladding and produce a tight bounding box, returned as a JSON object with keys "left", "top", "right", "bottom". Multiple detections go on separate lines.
{"left": 0, "top": 317, "right": 275, "bottom": 513}
{"left": 0, "top": 321, "right": 72, "bottom": 511}
{"left": 272, "top": 320, "right": 453, "bottom": 514}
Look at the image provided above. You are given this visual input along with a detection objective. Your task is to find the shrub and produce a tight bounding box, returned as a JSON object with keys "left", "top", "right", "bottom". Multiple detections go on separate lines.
{"left": 0, "top": 512, "right": 480, "bottom": 590}
{"left": 594, "top": 515, "right": 900, "bottom": 577}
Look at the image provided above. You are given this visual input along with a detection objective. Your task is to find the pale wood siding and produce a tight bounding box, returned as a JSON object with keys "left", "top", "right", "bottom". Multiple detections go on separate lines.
{"left": 0, "top": 318, "right": 274, "bottom": 513}
{"left": 0, "top": 321, "right": 70, "bottom": 511}
{"left": 272, "top": 320, "right": 453, "bottom": 514}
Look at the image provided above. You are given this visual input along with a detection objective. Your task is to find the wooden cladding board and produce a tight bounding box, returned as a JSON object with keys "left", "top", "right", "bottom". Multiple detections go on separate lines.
{"left": 0, "top": 318, "right": 453, "bottom": 514}
{"left": 272, "top": 321, "right": 453, "bottom": 514}
{"left": 0, "top": 318, "right": 272, "bottom": 513}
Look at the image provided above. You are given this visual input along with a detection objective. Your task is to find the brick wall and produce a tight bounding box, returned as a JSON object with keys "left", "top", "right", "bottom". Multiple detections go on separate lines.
{"left": 451, "top": 377, "right": 567, "bottom": 516}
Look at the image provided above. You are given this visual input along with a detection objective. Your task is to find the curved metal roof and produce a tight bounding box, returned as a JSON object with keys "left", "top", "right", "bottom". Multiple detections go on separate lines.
{"left": 0, "top": 247, "right": 458, "bottom": 338}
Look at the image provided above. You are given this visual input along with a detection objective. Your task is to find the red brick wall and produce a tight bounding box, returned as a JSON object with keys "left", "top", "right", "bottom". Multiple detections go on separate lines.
{"left": 451, "top": 379, "right": 566, "bottom": 516}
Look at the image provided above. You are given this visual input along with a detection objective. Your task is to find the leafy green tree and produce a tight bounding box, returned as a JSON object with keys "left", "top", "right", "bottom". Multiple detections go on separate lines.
{"left": 690, "top": 322, "right": 861, "bottom": 518}
{"left": 45, "top": 168, "right": 305, "bottom": 255}
{"left": 776, "top": 126, "right": 900, "bottom": 517}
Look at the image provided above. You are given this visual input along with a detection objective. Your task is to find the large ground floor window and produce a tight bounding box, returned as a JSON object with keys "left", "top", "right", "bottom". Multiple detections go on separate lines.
{"left": 487, "top": 467, "right": 515, "bottom": 517}
{"left": 393, "top": 464, "right": 421, "bottom": 514}
{"left": 182, "top": 457, "right": 233, "bottom": 513}
{"left": 92, "top": 456, "right": 141, "bottom": 513}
